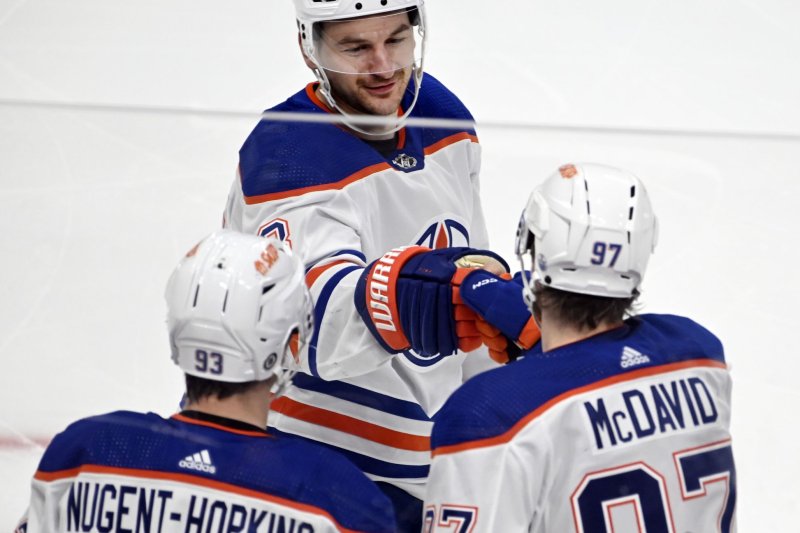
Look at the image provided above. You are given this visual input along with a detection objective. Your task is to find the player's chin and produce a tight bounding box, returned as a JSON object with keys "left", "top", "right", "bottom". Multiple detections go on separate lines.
{"left": 360, "top": 82, "right": 408, "bottom": 115}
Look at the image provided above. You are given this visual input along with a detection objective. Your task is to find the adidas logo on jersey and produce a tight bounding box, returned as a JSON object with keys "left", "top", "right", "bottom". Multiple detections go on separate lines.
{"left": 620, "top": 346, "right": 651, "bottom": 368}
{"left": 178, "top": 449, "right": 216, "bottom": 474}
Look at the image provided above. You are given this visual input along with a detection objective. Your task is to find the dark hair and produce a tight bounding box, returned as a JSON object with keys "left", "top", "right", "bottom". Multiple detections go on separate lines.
{"left": 184, "top": 374, "right": 263, "bottom": 404}
{"left": 532, "top": 282, "right": 637, "bottom": 331}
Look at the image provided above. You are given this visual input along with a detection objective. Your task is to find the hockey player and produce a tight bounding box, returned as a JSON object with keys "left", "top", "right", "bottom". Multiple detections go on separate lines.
{"left": 223, "top": 1, "right": 503, "bottom": 529}
{"left": 17, "top": 230, "right": 396, "bottom": 533}
{"left": 423, "top": 164, "right": 737, "bottom": 532}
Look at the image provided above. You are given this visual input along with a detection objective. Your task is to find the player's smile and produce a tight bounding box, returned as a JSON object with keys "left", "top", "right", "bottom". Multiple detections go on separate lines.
{"left": 324, "top": 66, "right": 411, "bottom": 119}
{"left": 363, "top": 79, "right": 397, "bottom": 96}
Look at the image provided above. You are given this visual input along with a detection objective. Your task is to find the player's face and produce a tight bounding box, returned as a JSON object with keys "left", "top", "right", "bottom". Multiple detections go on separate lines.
{"left": 315, "top": 12, "right": 415, "bottom": 116}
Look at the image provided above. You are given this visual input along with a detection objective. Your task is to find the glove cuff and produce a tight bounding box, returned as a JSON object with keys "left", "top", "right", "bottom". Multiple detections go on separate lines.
{"left": 518, "top": 316, "right": 542, "bottom": 349}
{"left": 460, "top": 268, "right": 532, "bottom": 342}
{"left": 358, "top": 245, "right": 430, "bottom": 352}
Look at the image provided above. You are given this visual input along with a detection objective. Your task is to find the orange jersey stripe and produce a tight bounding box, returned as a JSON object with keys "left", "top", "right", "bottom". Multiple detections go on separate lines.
{"left": 423, "top": 132, "right": 479, "bottom": 156}
{"left": 305, "top": 83, "right": 334, "bottom": 114}
{"left": 433, "top": 359, "right": 728, "bottom": 457}
{"left": 244, "top": 161, "right": 392, "bottom": 205}
{"left": 272, "top": 397, "right": 431, "bottom": 452}
{"left": 243, "top": 95, "right": 477, "bottom": 205}
{"left": 33, "top": 464, "right": 362, "bottom": 532}
{"left": 306, "top": 259, "right": 358, "bottom": 289}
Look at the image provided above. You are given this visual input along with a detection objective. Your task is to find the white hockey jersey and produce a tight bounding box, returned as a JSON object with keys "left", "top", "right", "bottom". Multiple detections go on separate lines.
{"left": 424, "top": 314, "right": 737, "bottom": 533}
{"left": 18, "top": 410, "right": 395, "bottom": 532}
{"left": 224, "top": 74, "right": 493, "bottom": 497}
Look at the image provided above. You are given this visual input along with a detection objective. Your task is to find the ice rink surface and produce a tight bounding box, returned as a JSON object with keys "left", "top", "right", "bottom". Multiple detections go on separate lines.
{"left": 1, "top": 0, "right": 798, "bottom": 528}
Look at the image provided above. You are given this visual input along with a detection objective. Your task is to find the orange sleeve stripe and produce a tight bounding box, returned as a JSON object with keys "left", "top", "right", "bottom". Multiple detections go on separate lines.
{"left": 34, "top": 464, "right": 361, "bottom": 532}
{"left": 272, "top": 397, "right": 431, "bottom": 452}
{"left": 423, "top": 132, "right": 479, "bottom": 156}
{"left": 432, "top": 359, "right": 728, "bottom": 457}
{"left": 34, "top": 467, "right": 82, "bottom": 482}
{"left": 305, "top": 259, "right": 359, "bottom": 289}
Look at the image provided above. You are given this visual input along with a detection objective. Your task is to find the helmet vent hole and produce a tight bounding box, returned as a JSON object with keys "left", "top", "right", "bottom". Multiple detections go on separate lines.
{"left": 381, "top": 0, "right": 388, "bottom": 4}
{"left": 355, "top": 2, "right": 362, "bottom": 9}
{"left": 262, "top": 284, "right": 275, "bottom": 295}
{"left": 544, "top": 275, "right": 552, "bottom": 284}
{"left": 586, "top": 200, "right": 591, "bottom": 214}
{"left": 222, "top": 290, "right": 229, "bottom": 313}
{"left": 621, "top": 274, "right": 631, "bottom": 280}
{"left": 258, "top": 306, "right": 263, "bottom": 321}
{"left": 562, "top": 267, "right": 576, "bottom": 272}
{"left": 192, "top": 285, "right": 200, "bottom": 307}
{"left": 628, "top": 207, "right": 634, "bottom": 220}
{"left": 627, "top": 231, "right": 631, "bottom": 244}
{"left": 630, "top": 185, "right": 636, "bottom": 197}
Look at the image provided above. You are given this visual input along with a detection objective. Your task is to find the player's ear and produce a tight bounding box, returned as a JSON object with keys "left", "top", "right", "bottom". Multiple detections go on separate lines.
{"left": 298, "top": 33, "right": 316, "bottom": 70}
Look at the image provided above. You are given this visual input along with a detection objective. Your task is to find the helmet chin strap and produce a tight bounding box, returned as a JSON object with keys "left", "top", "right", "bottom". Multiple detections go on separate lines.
{"left": 518, "top": 253, "right": 537, "bottom": 315}
{"left": 311, "top": 64, "right": 424, "bottom": 139}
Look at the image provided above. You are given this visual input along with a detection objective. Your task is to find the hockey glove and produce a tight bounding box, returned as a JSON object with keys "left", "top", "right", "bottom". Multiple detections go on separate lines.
{"left": 459, "top": 270, "right": 541, "bottom": 363}
{"left": 354, "top": 246, "right": 509, "bottom": 356}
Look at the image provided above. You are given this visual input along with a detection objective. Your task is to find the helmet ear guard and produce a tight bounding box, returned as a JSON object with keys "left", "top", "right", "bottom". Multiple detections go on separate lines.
{"left": 514, "top": 212, "right": 537, "bottom": 312}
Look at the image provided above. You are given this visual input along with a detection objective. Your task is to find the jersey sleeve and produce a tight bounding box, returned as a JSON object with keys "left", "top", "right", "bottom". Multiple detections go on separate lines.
{"left": 225, "top": 169, "right": 396, "bottom": 381}
{"left": 424, "top": 430, "right": 540, "bottom": 532}
{"left": 21, "top": 482, "right": 60, "bottom": 533}
{"left": 22, "top": 420, "right": 91, "bottom": 533}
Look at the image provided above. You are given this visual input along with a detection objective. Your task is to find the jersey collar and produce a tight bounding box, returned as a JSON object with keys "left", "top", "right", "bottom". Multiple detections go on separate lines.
{"left": 173, "top": 410, "right": 271, "bottom": 437}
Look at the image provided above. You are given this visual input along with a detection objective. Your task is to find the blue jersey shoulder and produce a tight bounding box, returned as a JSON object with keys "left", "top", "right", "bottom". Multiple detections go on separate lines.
{"left": 38, "top": 410, "right": 163, "bottom": 472}
{"left": 239, "top": 73, "right": 475, "bottom": 200}
{"left": 239, "top": 85, "right": 383, "bottom": 200}
{"left": 38, "top": 411, "right": 395, "bottom": 532}
{"left": 432, "top": 314, "right": 724, "bottom": 450}
{"left": 413, "top": 73, "right": 474, "bottom": 121}
{"left": 414, "top": 73, "right": 477, "bottom": 150}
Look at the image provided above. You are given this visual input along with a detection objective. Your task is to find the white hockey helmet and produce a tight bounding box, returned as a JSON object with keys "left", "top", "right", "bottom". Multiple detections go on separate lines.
{"left": 515, "top": 163, "right": 658, "bottom": 301}
{"left": 293, "top": 0, "right": 427, "bottom": 135}
{"left": 165, "top": 230, "right": 313, "bottom": 396}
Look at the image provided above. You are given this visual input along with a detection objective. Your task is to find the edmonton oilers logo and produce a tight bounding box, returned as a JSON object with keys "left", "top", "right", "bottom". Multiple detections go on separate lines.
{"left": 392, "top": 153, "right": 417, "bottom": 169}
{"left": 405, "top": 217, "right": 470, "bottom": 367}
{"left": 415, "top": 218, "right": 470, "bottom": 249}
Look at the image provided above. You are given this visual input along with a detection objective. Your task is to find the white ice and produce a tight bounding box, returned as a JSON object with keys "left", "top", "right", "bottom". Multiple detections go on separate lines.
{"left": 0, "top": 0, "right": 798, "bottom": 529}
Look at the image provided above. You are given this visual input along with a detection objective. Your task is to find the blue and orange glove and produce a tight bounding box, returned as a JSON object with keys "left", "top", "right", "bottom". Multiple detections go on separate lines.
{"left": 354, "top": 246, "right": 509, "bottom": 356}
{"left": 458, "top": 270, "right": 541, "bottom": 363}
